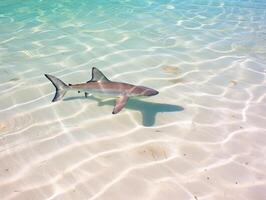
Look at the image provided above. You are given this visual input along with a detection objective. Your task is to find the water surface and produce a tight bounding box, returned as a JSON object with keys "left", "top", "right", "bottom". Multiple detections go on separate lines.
{"left": 0, "top": 0, "right": 266, "bottom": 200}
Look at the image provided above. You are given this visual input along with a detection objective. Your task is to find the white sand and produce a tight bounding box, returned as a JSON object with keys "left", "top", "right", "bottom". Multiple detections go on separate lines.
{"left": 1, "top": 62, "right": 265, "bottom": 199}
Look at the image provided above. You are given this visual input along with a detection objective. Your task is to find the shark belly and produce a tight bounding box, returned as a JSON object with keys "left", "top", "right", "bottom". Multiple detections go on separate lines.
{"left": 84, "top": 88, "right": 122, "bottom": 99}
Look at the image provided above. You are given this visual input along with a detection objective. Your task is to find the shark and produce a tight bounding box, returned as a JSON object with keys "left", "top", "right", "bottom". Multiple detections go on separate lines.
{"left": 45, "top": 67, "right": 159, "bottom": 114}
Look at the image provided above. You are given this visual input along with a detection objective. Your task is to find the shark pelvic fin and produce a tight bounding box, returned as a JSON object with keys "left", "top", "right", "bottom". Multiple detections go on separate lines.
{"left": 45, "top": 74, "right": 68, "bottom": 102}
{"left": 88, "top": 67, "right": 110, "bottom": 82}
{"left": 85, "top": 92, "right": 91, "bottom": 98}
{"left": 112, "top": 95, "right": 129, "bottom": 114}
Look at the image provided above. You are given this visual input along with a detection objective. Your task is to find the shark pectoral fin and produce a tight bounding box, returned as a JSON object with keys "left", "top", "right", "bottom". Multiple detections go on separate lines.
{"left": 112, "top": 95, "right": 129, "bottom": 114}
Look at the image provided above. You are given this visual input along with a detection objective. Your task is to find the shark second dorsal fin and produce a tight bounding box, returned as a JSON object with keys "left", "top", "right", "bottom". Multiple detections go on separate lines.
{"left": 88, "top": 67, "right": 110, "bottom": 82}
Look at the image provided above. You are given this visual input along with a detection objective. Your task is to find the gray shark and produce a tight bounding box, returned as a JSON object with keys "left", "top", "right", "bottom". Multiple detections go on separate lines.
{"left": 45, "top": 67, "right": 159, "bottom": 114}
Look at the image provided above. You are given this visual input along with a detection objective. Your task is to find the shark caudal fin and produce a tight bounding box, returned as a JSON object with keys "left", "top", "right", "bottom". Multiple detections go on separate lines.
{"left": 45, "top": 74, "right": 69, "bottom": 102}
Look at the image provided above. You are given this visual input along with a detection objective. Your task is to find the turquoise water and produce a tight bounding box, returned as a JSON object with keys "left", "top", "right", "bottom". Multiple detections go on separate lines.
{"left": 0, "top": 1, "right": 266, "bottom": 200}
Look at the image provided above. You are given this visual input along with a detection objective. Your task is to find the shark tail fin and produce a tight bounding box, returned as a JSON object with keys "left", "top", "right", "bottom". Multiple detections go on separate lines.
{"left": 45, "top": 74, "right": 69, "bottom": 102}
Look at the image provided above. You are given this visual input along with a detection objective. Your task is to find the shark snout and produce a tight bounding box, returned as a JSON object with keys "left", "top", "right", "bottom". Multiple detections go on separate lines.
{"left": 145, "top": 89, "right": 159, "bottom": 96}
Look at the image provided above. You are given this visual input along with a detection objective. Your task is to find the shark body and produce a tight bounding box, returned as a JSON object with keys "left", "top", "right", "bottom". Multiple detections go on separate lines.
{"left": 45, "top": 67, "right": 159, "bottom": 114}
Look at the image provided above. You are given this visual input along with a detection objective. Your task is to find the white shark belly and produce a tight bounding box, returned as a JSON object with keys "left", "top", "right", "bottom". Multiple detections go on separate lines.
{"left": 84, "top": 88, "right": 142, "bottom": 99}
{"left": 85, "top": 88, "right": 121, "bottom": 99}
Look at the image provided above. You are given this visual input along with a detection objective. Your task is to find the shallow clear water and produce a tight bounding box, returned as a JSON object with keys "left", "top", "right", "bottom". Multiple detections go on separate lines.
{"left": 0, "top": 0, "right": 266, "bottom": 199}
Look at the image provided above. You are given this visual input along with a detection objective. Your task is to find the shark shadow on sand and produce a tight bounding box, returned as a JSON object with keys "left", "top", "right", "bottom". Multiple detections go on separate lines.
{"left": 64, "top": 96, "right": 184, "bottom": 126}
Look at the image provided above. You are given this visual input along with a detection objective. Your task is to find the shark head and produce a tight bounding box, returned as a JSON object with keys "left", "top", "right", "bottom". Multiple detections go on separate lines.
{"left": 142, "top": 88, "right": 159, "bottom": 96}
{"left": 131, "top": 86, "right": 159, "bottom": 97}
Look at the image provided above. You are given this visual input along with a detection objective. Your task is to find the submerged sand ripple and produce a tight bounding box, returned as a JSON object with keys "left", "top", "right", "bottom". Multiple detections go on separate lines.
{"left": 1, "top": 0, "right": 266, "bottom": 200}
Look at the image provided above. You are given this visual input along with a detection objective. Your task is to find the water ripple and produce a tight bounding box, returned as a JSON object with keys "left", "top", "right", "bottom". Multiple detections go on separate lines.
{"left": 1, "top": 0, "right": 266, "bottom": 200}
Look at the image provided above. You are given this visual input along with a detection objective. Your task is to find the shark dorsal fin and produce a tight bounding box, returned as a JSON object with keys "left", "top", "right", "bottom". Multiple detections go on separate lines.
{"left": 88, "top": 67, "right": 110, "bottom": 82}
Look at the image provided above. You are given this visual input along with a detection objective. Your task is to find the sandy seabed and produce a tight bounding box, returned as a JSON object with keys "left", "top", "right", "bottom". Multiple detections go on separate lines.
{"left": 1, "top": 0, "right": 266, "bottom": 200}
